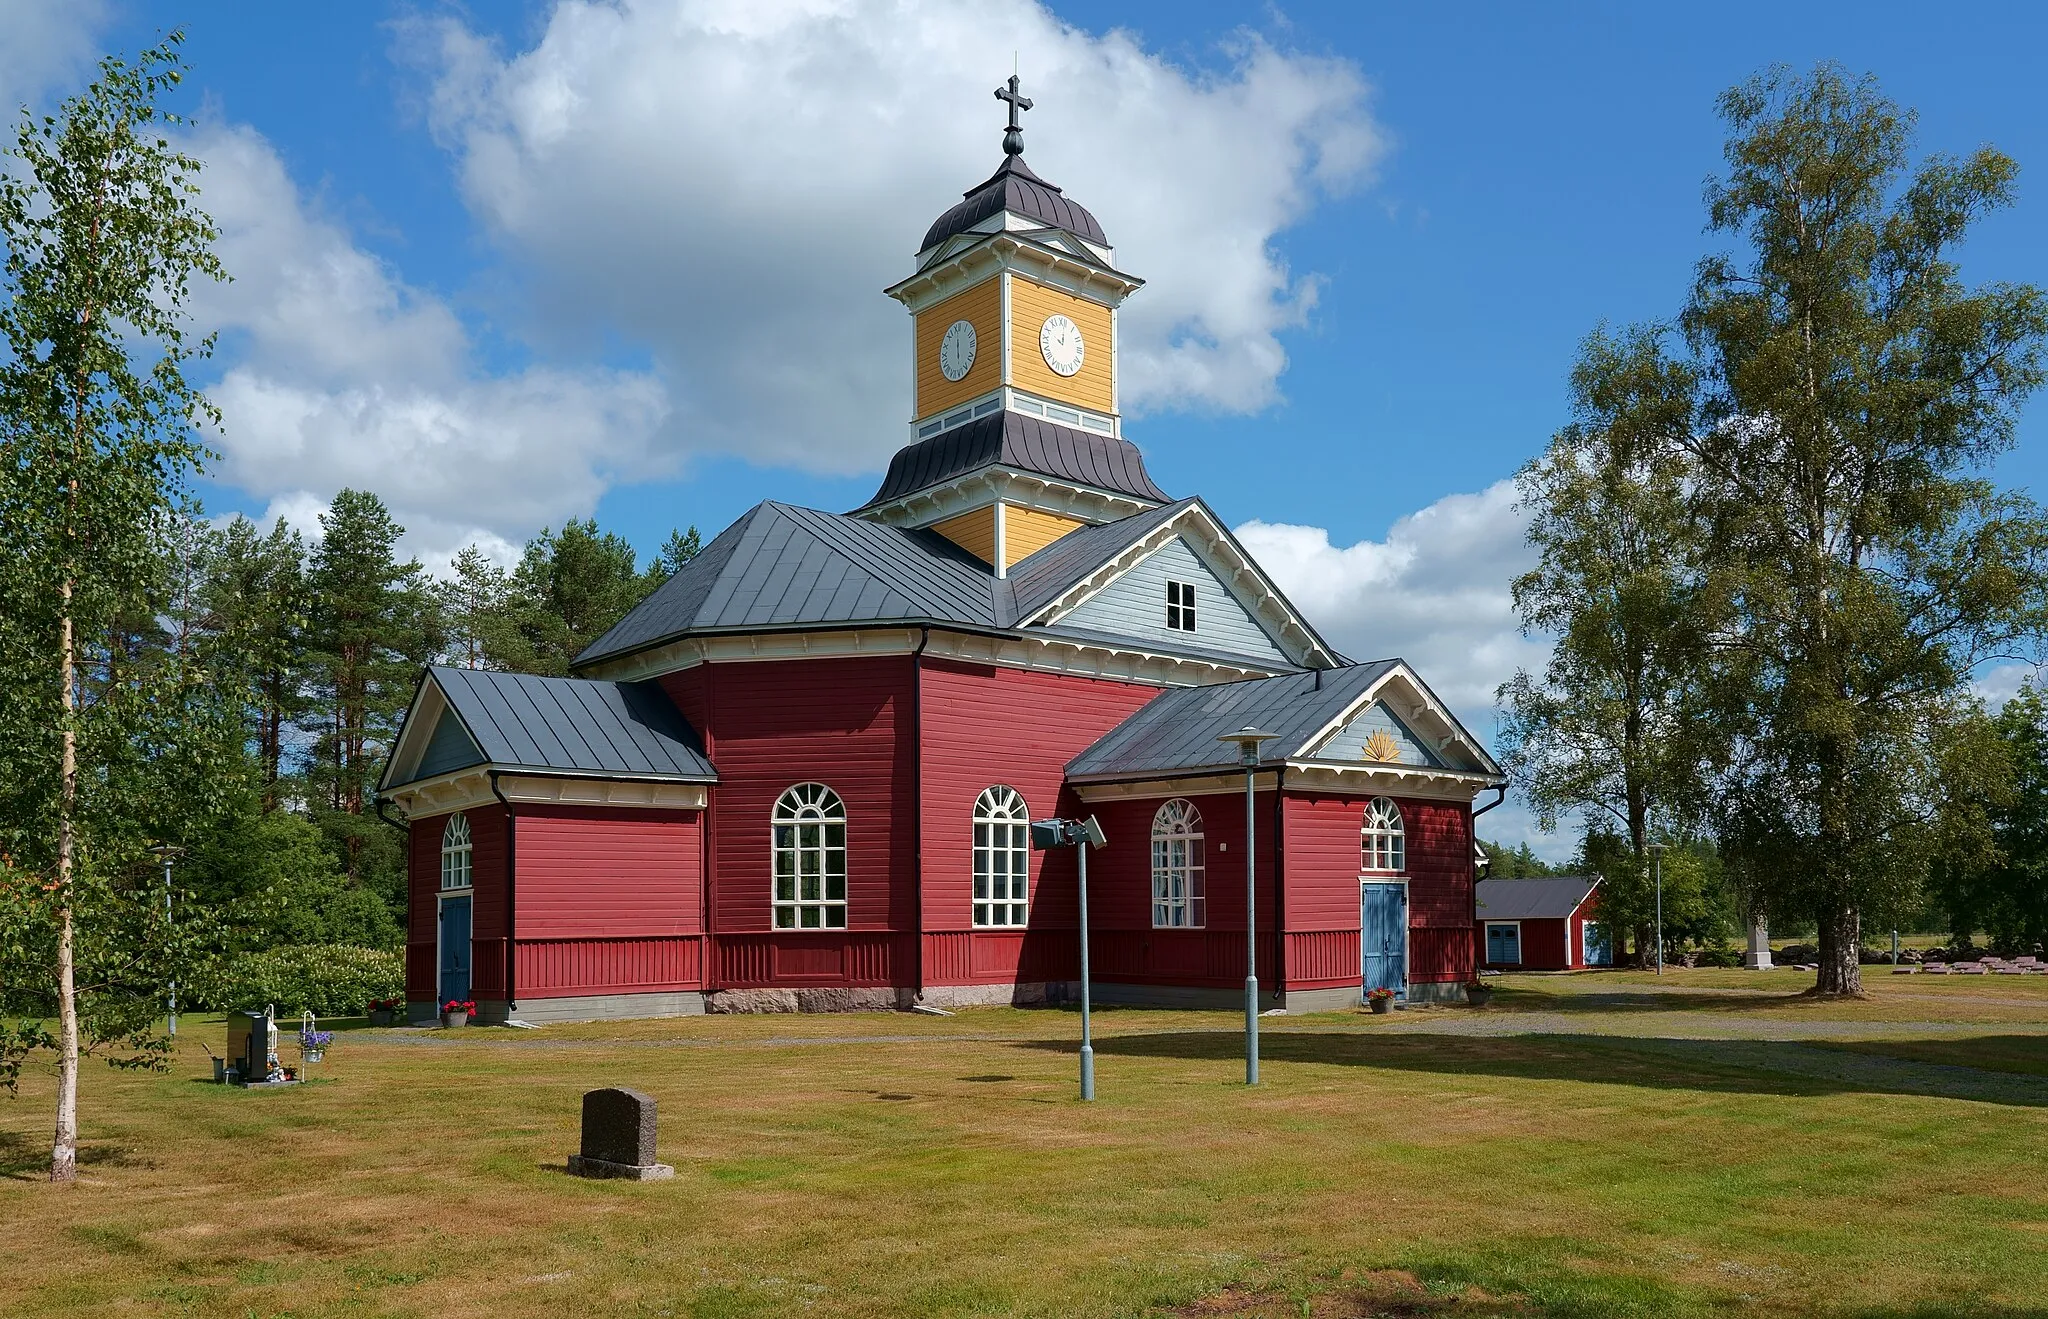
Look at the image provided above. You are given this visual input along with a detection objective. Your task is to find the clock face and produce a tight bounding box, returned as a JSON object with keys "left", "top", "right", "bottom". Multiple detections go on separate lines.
{"left": 938, "top": 319, "right": 977, "bottom": 382}
{"left": 1039, "top": 314, "right": 1085, "bottom": 377}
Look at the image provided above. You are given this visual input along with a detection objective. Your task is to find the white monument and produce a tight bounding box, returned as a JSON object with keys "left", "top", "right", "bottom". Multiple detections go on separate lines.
{"left": 1744, "top": 913, "right": 1774, "bottom": 970}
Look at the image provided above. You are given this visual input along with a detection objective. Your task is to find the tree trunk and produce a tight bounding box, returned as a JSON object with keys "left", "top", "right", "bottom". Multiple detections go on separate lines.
{"left": 52, "top": 587, "right": 79, "bottom": 1184}
{"left": 1815, "top": 902, "right": 1864, "bottom": 996}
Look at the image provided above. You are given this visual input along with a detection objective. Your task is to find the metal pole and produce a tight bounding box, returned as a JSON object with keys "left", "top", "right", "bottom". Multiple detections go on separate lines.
{"left": 1077, "top": 835, "right": 1094, "bottom": 1102}
{"left": 1891, "top": 929, "right": 1900, "bottom": 965}
{"left": 1244, "top": 762, "right": 1258, "bottom": 1086}
{"left": 163, "top": 851, "right": 177, "bottom": 1037}
{"left": 1653, "top": 850, "right": 1664, "bottom": 977}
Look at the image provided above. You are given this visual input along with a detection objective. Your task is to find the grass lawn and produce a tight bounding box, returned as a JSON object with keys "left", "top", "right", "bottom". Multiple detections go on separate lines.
{"left": 2, "top": 971, "right": 2044, "bottom": 1318}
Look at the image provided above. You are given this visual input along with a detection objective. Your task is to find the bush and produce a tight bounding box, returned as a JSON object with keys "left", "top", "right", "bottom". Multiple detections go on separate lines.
{"left": 197, "top": 944, "right": 404, "bottom": 1017}
{"left": 1694, "top": 940, "right": 1742, "bottom": 968}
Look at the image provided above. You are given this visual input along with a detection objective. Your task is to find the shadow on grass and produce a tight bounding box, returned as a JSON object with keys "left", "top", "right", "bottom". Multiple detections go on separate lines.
{"left": 1476, "top": 987, "right": 1813, "bottom": 1014}
{"left": 1015, "top": 1031, "right": 2048, "bottom": 1107}
{"left": 0, "top": 1127, "right": 158, "bottom": 1180}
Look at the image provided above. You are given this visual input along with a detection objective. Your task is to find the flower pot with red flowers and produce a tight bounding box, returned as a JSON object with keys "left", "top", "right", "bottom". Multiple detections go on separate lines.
{"left": 1365, "top": 986, "right": 1397, "bottom": 1015}
{"left": 1464, "top": 980, "right": 1493, "bottom": 1008}
{"left": 366, "top": 997, "right": 401, "bottom": 1028}
{"left": 441, "top": 999, "right": 475, "bottom": 1028}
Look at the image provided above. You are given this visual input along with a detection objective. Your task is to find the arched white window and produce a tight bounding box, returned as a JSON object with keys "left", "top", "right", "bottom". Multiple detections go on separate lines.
{"left": 1362, "top": 796, "right": 1405, "bottom": 873}
{"left": 973, "top": 786, "right": 1030, "bottom": 927}
{"left": 440, "top": 812, "right": 473, "bottom": 890}
{"left": 1150, "top": 798, "right": 1206, "bottom": 928}
{"left": 773, "top": 783, "right": 847, "bottom": 929}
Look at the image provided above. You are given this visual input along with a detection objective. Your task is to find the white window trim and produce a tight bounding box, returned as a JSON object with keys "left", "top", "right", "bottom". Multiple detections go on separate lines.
{"left": 1165, "top": 579, "right": 1197, "bottom": 633}
{"left": 440, "top": 812, "right": 474, "bottom": 892}
{"left": 1150, "top": 798, "right": 1206, "bottom": 929}
{"left": 772, "top": 783, "right": 849, "bottom": 931}
{"left": 1361, "top": 796, "right": 1406, "bottom": 875}
{"left": 1485, "top": 920, "right": 1523, "bottom": 966}
{"left": 972, "top": 785, "right": 1031, "bottom": 928}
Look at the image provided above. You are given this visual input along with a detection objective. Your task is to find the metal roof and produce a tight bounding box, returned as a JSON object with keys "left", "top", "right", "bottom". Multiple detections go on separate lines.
{"left": 862, "top": 411, "right": 1170, "bottom": 511}
{"left": 385, "top": 666, "right": 716, "bottom": 788}
{"left": 921, "top": 154, "right": 1108, "bottom": 253}
{"left": 1066, "top": 662, "right": 1397, "bottom": 779}
{"left": 1474, "top": 876, "right": 1601, "bottom": 921}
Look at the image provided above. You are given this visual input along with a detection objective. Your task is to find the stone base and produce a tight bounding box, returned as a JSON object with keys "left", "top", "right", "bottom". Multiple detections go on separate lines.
{"left": 1743, "top": 951, "right": 1775, "bottom": 970}
{"left": 1402, "top": 980, "right": 1469, "bottom": 1005}
{"left": 917, "top": 981, "right": 1076, "bottom": 1010}
{"left": 567, "top": 1154, "right": 674, "bottom": 1181}
{"left": 503, "top": 992, "right": 706, "bottom": 1024}
{"left": 1280, "top": 985, "right": 1364, "bottom": 1013}
{"left": 705, "top": 986, "right": 917, "bottom": 1014}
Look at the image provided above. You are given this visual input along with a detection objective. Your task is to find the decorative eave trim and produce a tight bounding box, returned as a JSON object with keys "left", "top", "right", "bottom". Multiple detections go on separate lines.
{"left": 1280, "top": 760, "right": 1506, "bottom": 802}
{"left": 378, "top": 673, "right": 454, "bottom": 793}
{"left": 576, "top": 624, "right": 1285, "bottom": 689}
{"left": 858, "top": 464, "right": 1156, "bottom": 529}
{"left": 381, "top": 767, "right": 711, "bottom": 817}
{"left": 1072, "top": 773, "right": 1280, "bottom": 803}
{"left": 1026, "top": 501, "right": 1341, "bottom": 670}
{"left": 1294, "top": 662, "right": 1502, "bottom": 776}
{"left": 888, "top": 233, "right": 1142, "bottom": 312}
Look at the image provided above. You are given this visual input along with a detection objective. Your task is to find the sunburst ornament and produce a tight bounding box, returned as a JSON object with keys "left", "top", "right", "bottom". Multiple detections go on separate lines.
{"left": 1363, "top": 729, "right": 1402, "bottom": 762}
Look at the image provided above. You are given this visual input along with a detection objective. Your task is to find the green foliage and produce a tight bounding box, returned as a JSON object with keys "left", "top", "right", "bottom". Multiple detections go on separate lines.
{"left": 495, "top": 518, "right": 653, "bottom": 675}
{"left": 648, "top": 525, "right": 702, "bottom": 585}
{"left": 184, "top": 809, "right": 400, "bottom": 950}
{"left": 1478, "top": 839, "right": 1564, "bottom": 878}
{"left": 1929, "top": 681, "right": 2048, "bottom": 950}
{"left": 196, "top": 943, "right": 404, "bottom": 1017}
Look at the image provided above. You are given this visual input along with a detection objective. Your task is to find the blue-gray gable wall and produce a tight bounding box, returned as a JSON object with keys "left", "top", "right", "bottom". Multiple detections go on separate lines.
{"left": 1054, "top": 536, "right": 1289, "bottom": 665}
{"left": 1317, "top": 701, "right": 1445, "bottom": 768}
{"left": 415, "top": 709, "right": 485, "bottom": 780}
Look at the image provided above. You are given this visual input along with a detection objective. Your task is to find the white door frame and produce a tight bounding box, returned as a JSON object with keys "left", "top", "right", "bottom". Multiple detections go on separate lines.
{"left": 1484, "top": 919, "right": 1523, "bottom": 967}
{"left": 437, "top": 887, "right": 473, "bottom": 1006}
{"left": 1360, "top": 874, "right": 1410, "bottom": 1000}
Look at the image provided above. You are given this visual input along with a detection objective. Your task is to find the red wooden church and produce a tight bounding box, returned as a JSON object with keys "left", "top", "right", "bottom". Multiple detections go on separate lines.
{"left": 377, "top": 88, "right": 1507, "bottom": 1023}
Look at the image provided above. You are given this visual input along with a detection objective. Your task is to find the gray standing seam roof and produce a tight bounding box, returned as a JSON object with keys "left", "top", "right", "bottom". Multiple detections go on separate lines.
{"left": 921, "top": 154, "right": 1108, "bottom": 252}
{"left": 1066, "top": 662, "right": 1398, "bottom": 779}
{"left": 1474, "top": 876, "right": 1601, "bottom": 921}
{"left": 385, "top": 666, "right": 716, "bottom": 789}
{"left": 862, "top": 412, "right": 1170, "bottom": 511}
{"left": 1004, "top": 498, "right": 1195, "bottom": 620}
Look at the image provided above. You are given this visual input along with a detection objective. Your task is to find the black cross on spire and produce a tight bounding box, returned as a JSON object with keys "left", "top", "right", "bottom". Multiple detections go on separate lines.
{"left": 994, "top": 74, "right": 1032, "bottom": 156}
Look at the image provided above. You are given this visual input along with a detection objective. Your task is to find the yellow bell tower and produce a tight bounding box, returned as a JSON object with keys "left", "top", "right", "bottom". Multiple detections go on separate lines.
{"left": 868, "top": 76, "right": 1159, "bottom": 575}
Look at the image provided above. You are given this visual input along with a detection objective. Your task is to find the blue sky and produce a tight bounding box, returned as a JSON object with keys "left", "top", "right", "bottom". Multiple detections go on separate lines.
{"left": 12, "top": 1, "right": 2046, "bottom": 854}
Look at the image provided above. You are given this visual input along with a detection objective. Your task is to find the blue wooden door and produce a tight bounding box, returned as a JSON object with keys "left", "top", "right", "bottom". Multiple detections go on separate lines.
{"left": 1486, "top": 923, "right": 1521, "bottom": 965}
{"left": 439, "top": 895, "right": 472, "bottom": 1004}
{"left": 1361, "top": 882, "right": 1406, "bottom": 1000}
{"left": 1583, "top": 923, "right": 1610, "bottom": 967}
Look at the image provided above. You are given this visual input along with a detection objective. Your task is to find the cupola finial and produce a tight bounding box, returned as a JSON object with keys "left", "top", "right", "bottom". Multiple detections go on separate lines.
{"left": 994, "top": 72, "right": 1032, "bottom": 156}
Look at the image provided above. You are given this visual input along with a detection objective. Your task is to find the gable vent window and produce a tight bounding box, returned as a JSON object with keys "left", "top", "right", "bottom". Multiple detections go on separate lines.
{"left": 1165, "top": 580, "right": 1197, "bottom": 632}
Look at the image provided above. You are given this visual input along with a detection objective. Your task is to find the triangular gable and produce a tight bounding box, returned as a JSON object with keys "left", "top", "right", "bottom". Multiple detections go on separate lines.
{"left": 1316, "top": 701, "right": 1444, "bottom": 768}
{"left": 416, "top": 706, "right": 485, "bottom": 780}
{"left": 379, "top": 674, "right": 477, "bottom": 793}
{"left": 1298, "top": 661, "right": 1500, "bottom": 776}
{"left": 1022, "top": 501, "right": 1341, "bottom": 670}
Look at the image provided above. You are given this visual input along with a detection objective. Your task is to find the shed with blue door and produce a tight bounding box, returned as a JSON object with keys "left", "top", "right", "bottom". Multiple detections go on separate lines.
{"left": 1474, "top": 876, "right": 1605, "bottom": 972}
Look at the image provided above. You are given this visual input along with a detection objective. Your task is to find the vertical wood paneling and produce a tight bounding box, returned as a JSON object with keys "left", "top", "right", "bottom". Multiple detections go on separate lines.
{"left": 1059, "top": 537, "right": 1289, "bottom": 665}
{"left": 711, "top": 933, "right": 913, "bottom": 987}
{"left": 518, "top": 936, "right": 701, "bottom": 994}
{"left": 1007, "top": 276, "right": 1115, "bottom": 411}
{"left": 1285, "top": 930, "right": 1362, "bottom": 987}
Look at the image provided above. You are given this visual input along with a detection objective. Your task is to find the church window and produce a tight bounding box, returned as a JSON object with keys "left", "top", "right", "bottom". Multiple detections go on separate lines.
{"left": 1165, "top": 580, "right": 1197, "bottom": 631}
{"left": 1150, "top": 798, "right": 1206, "bottom": 928}
{"left": 440, "top": 813, "right": 473, "bottom": 891}
{"left": 972, "top": 786, "right": 1030, "bottom": 927}
{"left": 773, "top": 783, "right": 848, "bottom": 929}
{"left": 1363, "top": 797, "right": 1405, "bottom": 873}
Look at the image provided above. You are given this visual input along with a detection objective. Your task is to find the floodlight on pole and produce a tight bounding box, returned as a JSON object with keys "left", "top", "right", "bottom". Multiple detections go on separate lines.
{"left": 1647, "top": 842, "right": 1667, "bottom": 977}
{"left": 147, "top": 844, "right": 185, "bottom": 1036}
{"left": 1217, "top": 726, "right": 1279, "bottom": 1086}
{"left": 1031, "top": 814, "right": 1106, "bottom": 1100}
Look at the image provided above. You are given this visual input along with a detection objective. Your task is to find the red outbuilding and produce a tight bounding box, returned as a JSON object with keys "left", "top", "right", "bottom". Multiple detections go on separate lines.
{"left": 1474, "top": 876, "right": 1608, "bottom": 971}
{"left": 377, "top": 101, "right": 1509, "bottom": 1022}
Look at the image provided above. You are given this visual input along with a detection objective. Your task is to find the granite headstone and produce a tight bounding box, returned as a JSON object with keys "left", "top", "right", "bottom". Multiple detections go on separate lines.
{"left": 567, "top": 1086, "right": 674, "bottom": 1180}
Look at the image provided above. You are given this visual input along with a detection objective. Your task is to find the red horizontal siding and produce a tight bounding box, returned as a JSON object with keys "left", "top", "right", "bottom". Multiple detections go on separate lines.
{"left": 513, "top": 806, "right": 701, "bottom": 939}
{"left": 1282, "top": 793, "right": 1369, "bottom": 932}
{"left": 518, "top": 935, "right": 703, "bottom": 996}
{"left": 1413, "top": 926, "right": 1475, "bottom": 983}
{"left": 918, "top": 658, "right": 1159, "bottom": 975}
{"left": 406, "top": 805, "right": 507, "bottom": 1001}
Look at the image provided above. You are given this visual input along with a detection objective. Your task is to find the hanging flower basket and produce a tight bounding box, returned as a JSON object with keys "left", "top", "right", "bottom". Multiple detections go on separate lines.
{"left": 441, "top": 999, "right": 476, "bottom": 1029}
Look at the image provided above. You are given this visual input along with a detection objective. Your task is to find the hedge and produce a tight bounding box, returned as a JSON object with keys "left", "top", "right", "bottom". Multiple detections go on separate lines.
{"left": 200, "top": 944, "right": 405, "bottom": 1017}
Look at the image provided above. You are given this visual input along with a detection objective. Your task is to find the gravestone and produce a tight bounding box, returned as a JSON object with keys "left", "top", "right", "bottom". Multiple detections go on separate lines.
{"left": 567, "top": 1087, "right": 674, "bottom": 1181}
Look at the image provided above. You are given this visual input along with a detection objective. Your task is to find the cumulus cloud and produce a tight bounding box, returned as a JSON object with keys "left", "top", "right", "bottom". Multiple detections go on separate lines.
{"left": 411, "top": 0, "right": 1382, "bottom": 473}
{"left": 184, "top": 122, "right": 670, "bottom": 568}
{"left": 0, "top": 0, "right": 109, "bottom": 116}
{"left": 1237, "top": 484, "right": 1576, "bottom": 861}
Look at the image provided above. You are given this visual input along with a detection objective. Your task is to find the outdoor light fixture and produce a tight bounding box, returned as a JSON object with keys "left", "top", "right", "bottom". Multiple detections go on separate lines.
{"left": 1030, "top": 814, "right": 1107, "bottom": 1100}
{"left": 1216, "top": 726, "right": 1278, "bottom": 1085}
{"left": 146, "top": 844, "right": 185, "bottom": 1036}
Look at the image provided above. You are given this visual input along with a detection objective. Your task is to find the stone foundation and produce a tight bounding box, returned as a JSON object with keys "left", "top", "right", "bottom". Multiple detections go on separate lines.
{"left": 1404, "top": 980, "right": 1469, "bottom": 1005}
{"left": 705, "top": 986, "right": 916, "bottom": 1014}
{"left": 916, "top": 981, "right": 1076, "bottom": 1009}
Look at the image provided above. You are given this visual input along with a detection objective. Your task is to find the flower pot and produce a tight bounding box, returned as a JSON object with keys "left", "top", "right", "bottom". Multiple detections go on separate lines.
{"left": 302, "top": 1049, "right": 324, "bottom": 1064}
{"left": 441, "top": 1011, "right": 469, "bottom": 1029}
{"left": 368, "top": 1008, "right": 395, "bottom": 1028}
{"left": 1466, "top": 989, "right": 1493, "bottom": 1008}
{"left": 1368, "top": 998, "right": 1393, "bottom": 1015}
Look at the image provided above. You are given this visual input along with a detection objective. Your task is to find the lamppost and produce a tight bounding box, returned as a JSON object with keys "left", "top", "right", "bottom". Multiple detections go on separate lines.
{"left": 146, "top": 844, "right": 185, "bottom": 1036}
{"left": 1030, "top": 814, "right": 1107, "bottom": 1100}
{"left": 1217, "top": 726, "right": 1278, "bottom": 1086}
{"left": 1647, "top": 842, "right": 1666, "bottom": 976}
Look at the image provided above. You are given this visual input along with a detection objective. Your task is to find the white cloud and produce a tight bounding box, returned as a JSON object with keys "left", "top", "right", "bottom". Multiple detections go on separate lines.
{"left": 1237, "top": 482, "right": 1575, "bottom": 861}
{"left": 412, "top": 0, "right": 1382, "bottom": 474}
{"left": 183, "top": 122, "right": 671, "bottom": 568}
{"left": 0, "top": 0, "right": 109, "bottom": 116}
{"left": 1973, "top": 662, "right": 2042, "bottom": 711}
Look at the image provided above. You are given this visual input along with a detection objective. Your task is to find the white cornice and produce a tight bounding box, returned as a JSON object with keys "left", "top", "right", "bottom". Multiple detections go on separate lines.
{"left": 1281, "top": 761, "right": 1505, "bottom": 801}
{"left": 889, "top": 234, "right": 1142, "bottom": 313}
{"left": 381, "top": 767, "right": 709, "bottom": 817}
{"left": 1294, "top": 663, "right": 1500, "bottom": 777}
{"left": 1073, "top": 774, "right": 1278, "bottom": 803}
{"left": 1028, "top": 503, "right": 1340, "bottom": 670}
{"left": 858, "top": 465, "right": 1155, "bottom": 530}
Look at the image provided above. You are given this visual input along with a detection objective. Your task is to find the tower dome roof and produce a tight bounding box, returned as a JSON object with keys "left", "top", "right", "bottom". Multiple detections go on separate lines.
{"left": 920, "top": 154, "right": 1108, "bottom": 254}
